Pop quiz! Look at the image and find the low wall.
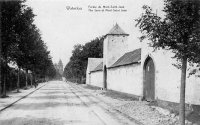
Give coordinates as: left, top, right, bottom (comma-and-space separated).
90, 71, 103, 88
107, 63, 142, 96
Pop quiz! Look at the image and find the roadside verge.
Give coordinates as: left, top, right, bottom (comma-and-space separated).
68, 82, 180, 125
0, 83, 47, 112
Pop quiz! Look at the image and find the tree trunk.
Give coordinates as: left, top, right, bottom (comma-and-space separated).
2, 56, 8, 97
0, 1, 2, 96
25, 69, 28, 89
8, 73, 11, 91
17, 68, 20, 92
0, 63, 1, 96
34, 73, 36, 86
32, 72, 34, 87
2, 68, 6, 97
30, 74, 32, 87
179, 57, 187, 125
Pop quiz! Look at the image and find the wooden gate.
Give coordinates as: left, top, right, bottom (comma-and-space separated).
143, 57, 155, 101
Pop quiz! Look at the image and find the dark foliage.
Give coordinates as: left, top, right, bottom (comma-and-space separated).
0, 0, 57, 96
64, 37, 103, 83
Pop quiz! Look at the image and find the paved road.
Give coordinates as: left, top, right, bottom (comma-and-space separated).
0, 81, 138, 125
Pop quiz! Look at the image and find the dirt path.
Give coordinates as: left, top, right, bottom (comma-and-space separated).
0, 81, 138, 125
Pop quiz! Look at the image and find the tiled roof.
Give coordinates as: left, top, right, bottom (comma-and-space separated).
91, 62, 103, 72
88, 58, 103, 72
109, 48, 141, 68
107, 23, 129, 35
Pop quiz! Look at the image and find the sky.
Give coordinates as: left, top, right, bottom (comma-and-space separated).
25, 0, 163, 66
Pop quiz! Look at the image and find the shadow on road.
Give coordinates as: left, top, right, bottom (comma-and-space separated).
0, 117, 84, 125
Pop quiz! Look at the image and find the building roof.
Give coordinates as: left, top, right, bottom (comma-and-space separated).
91, 62, 103, 72
109, 48, 141, 68
87, 58, 103, 72
90, 48, 141, 72
107, 23, 129, 35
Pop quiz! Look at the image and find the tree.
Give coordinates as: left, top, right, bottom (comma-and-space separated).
18, 8, 36, 89
45, 60, 57, 80
136, 0, 200, 124
1, 0, 24, 96
0, 1, 2, 96
11, 1, 29, 92
64, 37, 103, 83
1, 0, 36, 91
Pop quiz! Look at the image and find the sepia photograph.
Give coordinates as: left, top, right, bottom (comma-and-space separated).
0, 0, 200, 125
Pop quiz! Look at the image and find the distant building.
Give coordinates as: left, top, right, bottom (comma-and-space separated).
54, 59, 63, 76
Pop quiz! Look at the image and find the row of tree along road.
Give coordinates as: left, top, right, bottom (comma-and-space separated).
0, 1, 57, 98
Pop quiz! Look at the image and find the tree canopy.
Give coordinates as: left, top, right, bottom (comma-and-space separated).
136, 0, 200, 63
64, 37, 103, 83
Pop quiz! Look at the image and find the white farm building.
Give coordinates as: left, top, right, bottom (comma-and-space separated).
86, 24, 200, 106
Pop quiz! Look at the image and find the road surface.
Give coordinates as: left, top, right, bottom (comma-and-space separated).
0, 81, 138, 125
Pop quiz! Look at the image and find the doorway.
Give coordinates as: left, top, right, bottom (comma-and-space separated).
143, 56, 155, 101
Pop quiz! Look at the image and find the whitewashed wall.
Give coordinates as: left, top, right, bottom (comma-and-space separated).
142, 40, 200, 105
86, 58, 102, 85
107, 64, 142, 96
90, 71, 103, 88
103, 35, 129, 67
